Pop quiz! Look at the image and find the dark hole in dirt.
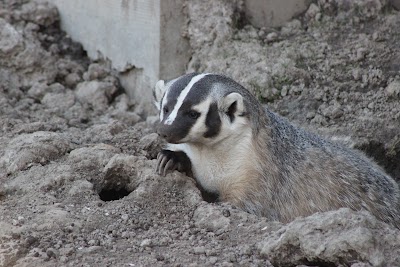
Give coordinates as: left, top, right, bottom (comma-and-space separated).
356, 140, 400, 182
99, 187, 131, 201
200, 189, 219, 203
299, 260, 336, 267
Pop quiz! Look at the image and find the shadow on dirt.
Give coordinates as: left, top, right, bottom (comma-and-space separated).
356, 139, 400, 182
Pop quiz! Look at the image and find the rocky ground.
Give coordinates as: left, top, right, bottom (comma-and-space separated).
0, 0, 399, 266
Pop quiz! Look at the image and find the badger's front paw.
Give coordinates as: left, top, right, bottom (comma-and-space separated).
156, 150, 192, 177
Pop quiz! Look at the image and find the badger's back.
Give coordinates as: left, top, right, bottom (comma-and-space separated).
255, 109, 400, 227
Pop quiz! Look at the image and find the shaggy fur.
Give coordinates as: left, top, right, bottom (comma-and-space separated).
154, 73, 400, 228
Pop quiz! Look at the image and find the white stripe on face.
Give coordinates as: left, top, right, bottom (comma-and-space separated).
164, 73, 209, 125
160, 86, 169, 122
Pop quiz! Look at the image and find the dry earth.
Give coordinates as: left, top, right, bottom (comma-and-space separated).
0, 0, 400, 266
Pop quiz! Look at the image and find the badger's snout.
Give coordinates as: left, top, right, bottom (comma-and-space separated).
156, 123, 185, 144
156, 125, 170, 140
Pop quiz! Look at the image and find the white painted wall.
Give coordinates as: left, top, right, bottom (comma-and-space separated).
48, 0, 160, 74
39, 0, 190, 114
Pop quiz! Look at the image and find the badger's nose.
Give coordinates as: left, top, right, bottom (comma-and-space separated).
156, 124, 170, 139
156, 124, 181, 144
159, 132, 168, 139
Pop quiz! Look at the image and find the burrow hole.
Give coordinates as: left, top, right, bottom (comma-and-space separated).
199, 187, 219, 203
99, 187, 131, 201
356, 140, 400, 181
95, 174, 134, 202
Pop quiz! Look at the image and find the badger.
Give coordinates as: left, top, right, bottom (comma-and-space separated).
153, 73, 400, 227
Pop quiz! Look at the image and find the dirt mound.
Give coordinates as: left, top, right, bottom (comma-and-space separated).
0, 0, 399, 266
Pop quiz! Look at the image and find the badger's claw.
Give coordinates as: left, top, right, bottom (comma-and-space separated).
156, 149, 192, 177
157, 150, 180, 176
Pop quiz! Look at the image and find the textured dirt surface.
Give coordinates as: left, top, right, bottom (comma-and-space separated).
0, 0, 400, 266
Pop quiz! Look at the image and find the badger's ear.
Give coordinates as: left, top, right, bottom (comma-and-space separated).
153, 80, 166, 110
221, 92, 245, 122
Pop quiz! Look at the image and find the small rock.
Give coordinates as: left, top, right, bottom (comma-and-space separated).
27, 82, 50, 100
46, 248, 58, 259
156, 254, 165, 261
64, 72, 81, 88
352, 68, 362, 80
372, 31, 384, 42
75, 81, 118, 111
305, 3, 320, 20
121, 214, 129, 221
385, 80, 400, 98
114, 94, 131, 111
42, 91, 76, 112
306, 111, 316, 120
265, 32, 278, 43
0, 18, 23, 54
102, 154, 139, 192
138, 133, 162, 158
281, 86, 288, 97
222, 209, 231, 217
355, 48, 367, 61
110, 110, 142, 125
140, 239, 152, 248
193, 246, 205, 255
24, 236, 39, 248
209, 257, 218, 264
311, 114, 328, 126
83, 63, 110, 81
321, 103, 343, 119
193, 204, 230, 232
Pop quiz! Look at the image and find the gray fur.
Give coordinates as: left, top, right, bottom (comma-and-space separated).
155, 73, 400, 228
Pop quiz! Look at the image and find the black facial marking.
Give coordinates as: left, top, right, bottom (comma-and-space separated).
227, 101, 237, 123
157, 110, 198, 144
204, 103, 221, 138
163, 106, 169, 114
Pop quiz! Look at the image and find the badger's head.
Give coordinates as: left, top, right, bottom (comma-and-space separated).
153, 73, 261, 145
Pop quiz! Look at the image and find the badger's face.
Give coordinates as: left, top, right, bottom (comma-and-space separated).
153, 73, 248, 145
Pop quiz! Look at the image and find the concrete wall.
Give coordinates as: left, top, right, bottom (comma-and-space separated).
40, 0, 190, 114
39, 0, 310, 114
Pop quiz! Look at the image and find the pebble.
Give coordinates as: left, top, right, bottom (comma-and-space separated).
265, 32, 278, 43
209, 257, 218, 264
140, 239, 152, 248
193, 246, 206, 255
46, 248, 59, 259
385, 80, 400, 98
281, 86, 288, 97
305, 3, 320, 20
64, 72, 81, 88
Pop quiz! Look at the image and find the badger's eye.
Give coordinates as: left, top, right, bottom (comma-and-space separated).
187, 110, 200, 119
163, 106, 169, 114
